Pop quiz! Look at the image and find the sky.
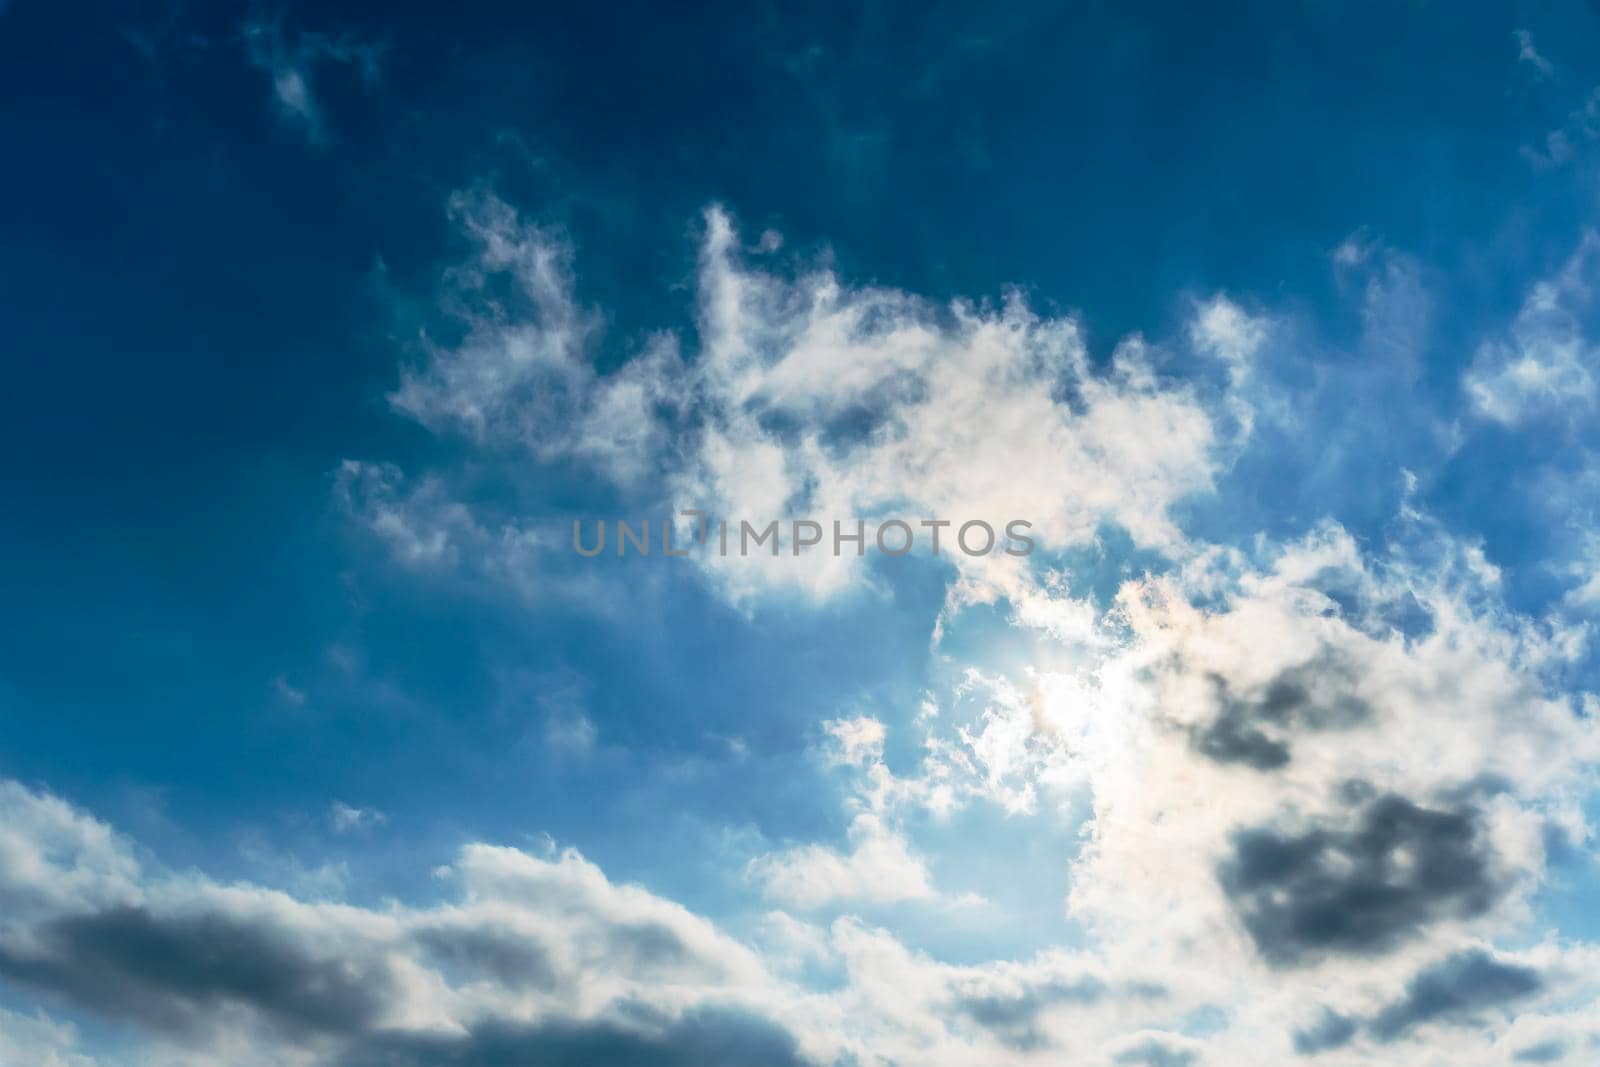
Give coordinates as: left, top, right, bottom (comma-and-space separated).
2, 1, 1600, 1064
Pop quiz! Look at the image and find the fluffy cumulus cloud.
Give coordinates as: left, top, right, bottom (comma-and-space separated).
0, 779, 1231, 1066
0, 780, 823, 1067
6, 696, 1592, 1067
30, 513, 1582, 1065
269, 189, 1600, 1064
0, 1004, 97, 1067
1064, 528, 1599, 1023
728, 517, 1599, 1063
19, 187, 1589, 1064
13, 2, 1600, 1062
375, 191, 1234, 608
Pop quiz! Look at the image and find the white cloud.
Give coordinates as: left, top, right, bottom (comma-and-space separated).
682, 219, 1226, 603
737, 505, 1600, 1059
1465, 233, 1600, 424
0, 1007, 98, 1067
335, 461, 471, 569
1564, 533, 1600, 608
1057, 519, 1597, 966
0, 736, 1597, 1067
0, 780, 815, 1066
748, 812, 936, 909
312, 191, 1600, 1065
380, 196, 1243, 611
389, 190, 679, 487
824, 716, 887, 768
1190, 294, 1266, 380
329, 801, 386, 835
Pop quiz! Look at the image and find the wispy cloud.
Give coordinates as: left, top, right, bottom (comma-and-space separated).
328, 801, 386, 835
240, 16, 382, 143
1464, 231, 1600, 424
1515, 29, 1554, 78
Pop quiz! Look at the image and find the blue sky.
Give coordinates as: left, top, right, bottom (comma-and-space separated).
3, 2, 1600, 1064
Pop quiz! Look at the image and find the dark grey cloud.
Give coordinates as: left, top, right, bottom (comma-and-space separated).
1369, 950, 1542, 1043
950, 975, 1106, 1050
411, 923, 559, 990
1287, 950, 1545, 1053
339, 1005, 814, 1067
0, 905, 391, 1039
0, 902, 815, 1066
408, 915, 699, 989
1193, 651, 1370, 771
1193, 687, 1291, 769
1112, 1037, 1197, 1067
607, 920, 695, 974
1218, 793, 1501, 966
1513, 1039, 1568, 1063
1292, 1008, 1357, 1055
